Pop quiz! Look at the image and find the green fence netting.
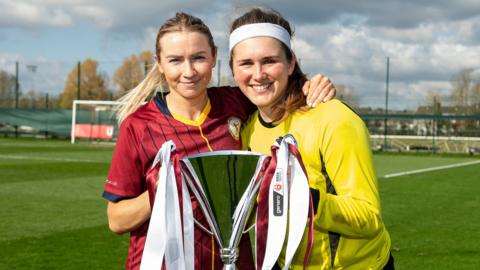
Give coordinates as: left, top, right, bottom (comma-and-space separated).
0, 109, 117, 137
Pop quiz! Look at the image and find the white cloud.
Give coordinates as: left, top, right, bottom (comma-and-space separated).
281, 15, 480, 108
49, 8, 72, 26
1, 0, 480, 109
0, 0, 221, 31
256, 0, 480, 28
0, 1, 72, 27
72, 5, 113, 28
0, 52, 23, 74
140, 27, 157, 53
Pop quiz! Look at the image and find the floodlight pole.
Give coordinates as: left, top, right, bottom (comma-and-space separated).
45, 93, 49, 137
14, 61, 19, 137
77, 61, 81, 100
383, 57, 390, 150
15, 61, 19, 109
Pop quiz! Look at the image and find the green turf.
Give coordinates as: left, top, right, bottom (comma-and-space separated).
373, 153, 478, 177
0, 138, 479, 269
0, 138, 128, 269
378, 162, 480, 269
0, 225, 128, 270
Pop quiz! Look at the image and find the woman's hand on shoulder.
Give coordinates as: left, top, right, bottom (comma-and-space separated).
302, 74, 336, 107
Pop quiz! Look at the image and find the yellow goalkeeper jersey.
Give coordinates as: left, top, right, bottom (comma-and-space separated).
241, 99, 391, 269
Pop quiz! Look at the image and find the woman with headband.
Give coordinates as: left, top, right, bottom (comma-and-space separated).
230, 8, 394, 270
103, 12, 336, 270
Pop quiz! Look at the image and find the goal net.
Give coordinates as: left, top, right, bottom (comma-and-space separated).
71, 100, 121, 144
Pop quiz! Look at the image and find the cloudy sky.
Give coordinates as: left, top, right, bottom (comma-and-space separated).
1, 0, 480, 109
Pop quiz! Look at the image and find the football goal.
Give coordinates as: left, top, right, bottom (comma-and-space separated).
71, 100, 121, 144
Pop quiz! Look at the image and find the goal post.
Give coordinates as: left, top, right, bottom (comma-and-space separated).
71, 100, 122, 144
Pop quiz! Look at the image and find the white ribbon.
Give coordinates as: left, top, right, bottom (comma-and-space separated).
164, 158, 186, 269
261, 140, 289, 270
283, 138, 310, 269
261, 136, 310, 270
140, 141, 194, 270
182, 178, 194, 269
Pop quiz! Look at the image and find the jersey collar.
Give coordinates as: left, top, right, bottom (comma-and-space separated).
153, 92, 211, 127
154, 92, 173, 117
258, 112, 277, 128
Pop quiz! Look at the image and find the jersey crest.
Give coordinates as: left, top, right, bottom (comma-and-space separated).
227, 117, 242, 141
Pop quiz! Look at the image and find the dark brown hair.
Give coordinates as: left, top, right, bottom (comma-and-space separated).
229, 8, 308, 123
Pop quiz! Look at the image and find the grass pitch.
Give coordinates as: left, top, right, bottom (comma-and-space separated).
374, 154, 480, 269
0, 138, 479, 269
0, 138, 127, 269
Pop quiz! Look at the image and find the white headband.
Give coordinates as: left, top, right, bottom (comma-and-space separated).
229, 23, 291, 52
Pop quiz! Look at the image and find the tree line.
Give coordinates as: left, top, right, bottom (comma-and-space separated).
0, 52, 479, 113
0, 51, 154, 109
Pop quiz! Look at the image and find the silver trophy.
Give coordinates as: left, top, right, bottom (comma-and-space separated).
141, 137, 310, 270
181, 151, 267, 269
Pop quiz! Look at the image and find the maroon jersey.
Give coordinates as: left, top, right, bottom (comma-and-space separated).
103, 87, 256, 270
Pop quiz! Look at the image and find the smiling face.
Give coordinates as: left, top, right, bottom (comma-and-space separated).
231, 36, 295, 116
157, 31, 216, 102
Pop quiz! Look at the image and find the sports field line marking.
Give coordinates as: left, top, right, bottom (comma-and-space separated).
383, 159, 480, 178
0, 154, 105, 163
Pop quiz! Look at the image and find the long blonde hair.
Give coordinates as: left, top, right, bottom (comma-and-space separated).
116, 12, 216, 124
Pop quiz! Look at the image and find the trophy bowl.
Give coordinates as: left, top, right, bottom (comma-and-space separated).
182, 151, 265, 269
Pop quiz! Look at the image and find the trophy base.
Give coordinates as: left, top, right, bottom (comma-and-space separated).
222, 264, 237, 270
221, 248, 238, 270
